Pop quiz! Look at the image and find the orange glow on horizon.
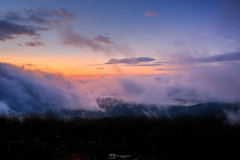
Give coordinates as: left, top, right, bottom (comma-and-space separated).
0, 56, 170, 79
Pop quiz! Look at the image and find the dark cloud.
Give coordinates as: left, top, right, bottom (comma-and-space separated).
22, 7, 75, 26
0, 7, 74, 42
134, 63, 163, 66
0, 20, 39, 41
91, 35, 115, 44
1, 7, 75, 26
105, 57, 155, 64
155, 52, 240, 65
145, 11, 157, 17
194, 52, 240, 63
25, 40, 46, 47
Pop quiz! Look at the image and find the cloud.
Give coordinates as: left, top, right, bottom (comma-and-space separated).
0, 20, 39, 41
60, 28, 132, 55
0, 7, 75, 42
225, 109, 240, 125
105, 57, 155, 64
96, 68, 104, 69
0, 7, 131, 55
91, 35, 115, 44
154, 68, 179, 71
61, 29, 109, 53
25, 40, 46, 47
155, 52, 240, 65
227, 39, 236, 43
0, 62, 100, 113
0, 61, 240, 116
145, 11, 157, 17
154, 66, 201, 71
218, 0, 240, 41
194, 52, 240, 63
134, 63, 163, 66
173, 40, 184, 46
24, 64, 39, 66
1, 7, 75, 26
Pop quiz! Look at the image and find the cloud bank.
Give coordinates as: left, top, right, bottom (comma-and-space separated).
0, 62, 100, 114
0, 59, 240, 117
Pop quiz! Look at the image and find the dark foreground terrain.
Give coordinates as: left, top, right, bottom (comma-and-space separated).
0, 112, 240, 160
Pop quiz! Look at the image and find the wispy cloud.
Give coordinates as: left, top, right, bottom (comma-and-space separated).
25, 40, 46, 47
145, 11, 157, 17
105, 57, 155, 64
193, 52, 240, 63
61, 28, 110, 53
134, 63, 163, 66
60, 28, 132, 55
154, 67, 199, 71
1, 7, 75, 26
155, 52, 240, 65
91, 35, 115, 44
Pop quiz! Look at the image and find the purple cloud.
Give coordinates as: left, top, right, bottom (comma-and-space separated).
91, 35, 115, 44
105, 57, 155, 64
0, 7, 74, 42
135, 63, 163, 66
155, 52, 240, 65
61, 29, 109, 53
60, 28, 132, 55
2, 7, 75, 26
145, 11, 157, 17
25, 41, 46, 47
0, 20, 39, 41
194, 52, 240, 63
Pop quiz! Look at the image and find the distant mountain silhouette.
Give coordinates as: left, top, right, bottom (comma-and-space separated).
60, 98, 240, 118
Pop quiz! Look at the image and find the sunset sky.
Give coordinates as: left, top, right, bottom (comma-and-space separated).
1, 0, 239, 78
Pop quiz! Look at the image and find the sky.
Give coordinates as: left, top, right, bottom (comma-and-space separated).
0, 0, 239, 77
0, 0, 240, 115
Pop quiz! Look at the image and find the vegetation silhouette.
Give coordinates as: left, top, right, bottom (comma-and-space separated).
1, 106, 240, 160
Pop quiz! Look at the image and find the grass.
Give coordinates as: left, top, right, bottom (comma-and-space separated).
0, 112, 240, 160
